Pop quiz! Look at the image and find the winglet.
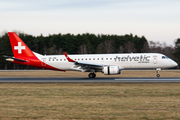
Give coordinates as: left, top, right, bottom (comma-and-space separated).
63, 52, 75, 62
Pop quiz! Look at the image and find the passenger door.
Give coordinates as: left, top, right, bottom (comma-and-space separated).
42, 58, 46, 66
153, 56, 157, 64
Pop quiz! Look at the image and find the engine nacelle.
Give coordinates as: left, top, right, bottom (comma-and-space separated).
103, 66, 121, 75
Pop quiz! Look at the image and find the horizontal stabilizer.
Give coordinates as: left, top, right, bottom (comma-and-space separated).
3, 55, 27, 62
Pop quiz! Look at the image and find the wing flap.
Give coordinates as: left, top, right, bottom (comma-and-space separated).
74, 61, 103, 68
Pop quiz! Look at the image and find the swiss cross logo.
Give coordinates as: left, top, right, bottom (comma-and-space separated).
14, 42, 25, 54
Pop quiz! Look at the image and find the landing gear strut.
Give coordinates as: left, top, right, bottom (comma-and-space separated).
88, 73, 96, 78
156, 68, 161, 78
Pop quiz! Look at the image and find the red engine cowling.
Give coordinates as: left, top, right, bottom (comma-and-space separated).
103, 66, 121, 75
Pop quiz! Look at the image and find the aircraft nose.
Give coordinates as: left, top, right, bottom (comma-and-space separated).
171, 60, 178, 67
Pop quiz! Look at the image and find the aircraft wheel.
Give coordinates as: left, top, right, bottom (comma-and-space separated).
88, 73, 96, 78
157, 74, 160, 78
94, 73, 96, 78
156, 68, 161, 78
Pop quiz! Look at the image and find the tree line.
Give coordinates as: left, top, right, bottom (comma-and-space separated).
0, 32, 179, 69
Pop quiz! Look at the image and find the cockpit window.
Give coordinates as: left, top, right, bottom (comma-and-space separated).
162, 56, 169, 59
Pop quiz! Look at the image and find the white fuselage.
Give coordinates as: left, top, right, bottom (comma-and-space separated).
34, 53, 177, 72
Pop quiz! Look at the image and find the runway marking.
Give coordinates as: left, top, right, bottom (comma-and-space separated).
114, 79, 180, 81
1, 77, 180, 83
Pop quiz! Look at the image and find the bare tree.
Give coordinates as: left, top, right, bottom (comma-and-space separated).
124, 41, 137, 53
96, 40, 114, 54
141, 41, 150, 53
48, 45, 56, 55
117, 46, 124, 53
104, 40, 114, 53
149, 41, 175, 58
162, 46, 175, 59
96, 43, 104, 54
149, 41, 163, 53
43, 45, 47, 55
55, 48, 63, 55
78, 44, 88, 54
149, 41, 156, 48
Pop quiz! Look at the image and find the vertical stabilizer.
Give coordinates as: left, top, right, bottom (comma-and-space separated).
8, 32, 36, 59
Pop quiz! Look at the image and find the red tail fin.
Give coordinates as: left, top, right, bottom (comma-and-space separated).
7, 32, 65, 71
8, 32, 36, 59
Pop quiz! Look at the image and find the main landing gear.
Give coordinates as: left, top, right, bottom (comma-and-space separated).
88, 73, 96, 78
156, 68, 161, 78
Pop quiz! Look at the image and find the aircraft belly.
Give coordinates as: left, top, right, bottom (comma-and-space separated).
45, 62, 73, 70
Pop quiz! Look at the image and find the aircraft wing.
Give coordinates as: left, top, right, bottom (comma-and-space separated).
63, 53, 103, 70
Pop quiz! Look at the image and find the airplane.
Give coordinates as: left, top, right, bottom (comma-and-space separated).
4, 32, 178, 78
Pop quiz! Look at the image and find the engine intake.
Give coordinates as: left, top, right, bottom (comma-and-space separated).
103, 66, 121, 75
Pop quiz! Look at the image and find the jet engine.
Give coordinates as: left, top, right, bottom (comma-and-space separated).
103, 66, 121, 75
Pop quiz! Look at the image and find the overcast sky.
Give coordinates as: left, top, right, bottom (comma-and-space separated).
1, 0, 180, 46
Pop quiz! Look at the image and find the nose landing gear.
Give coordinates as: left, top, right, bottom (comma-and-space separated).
156, 68, 161, 78
88, 73, 96, 78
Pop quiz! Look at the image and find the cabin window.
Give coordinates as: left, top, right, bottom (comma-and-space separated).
82, 59, 83, 60
106, 58, 108, 60
60, 59, 62, 61
110, 58, 112, 60
93, 58, 95, 60
85, 58, 87, 60
89, 58, 91, 60
64, 59, 66, 61
97, 58, 99, 60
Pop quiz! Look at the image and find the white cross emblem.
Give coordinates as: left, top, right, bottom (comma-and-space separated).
14, 42, 25, 54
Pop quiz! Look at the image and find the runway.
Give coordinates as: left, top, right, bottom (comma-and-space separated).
0, 77, 180, 83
